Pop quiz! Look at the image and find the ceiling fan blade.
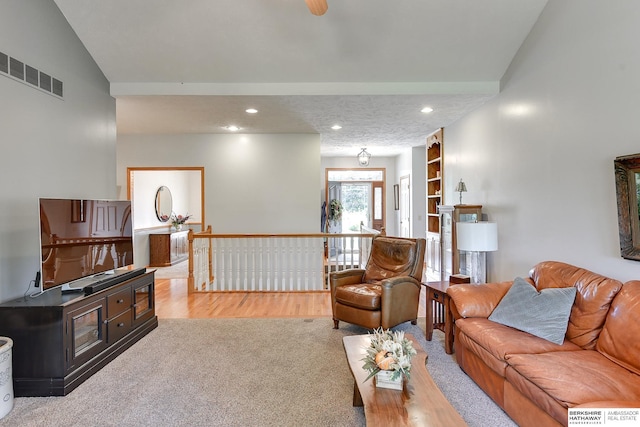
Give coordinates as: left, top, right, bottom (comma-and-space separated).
305, 0, 328, 16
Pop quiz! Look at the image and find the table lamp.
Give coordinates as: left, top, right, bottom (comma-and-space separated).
456, 221, 498, 283
455, 179, 467, 204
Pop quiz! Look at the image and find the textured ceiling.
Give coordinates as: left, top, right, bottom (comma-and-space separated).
53, 0, 548, 156
116, 94, 497, 156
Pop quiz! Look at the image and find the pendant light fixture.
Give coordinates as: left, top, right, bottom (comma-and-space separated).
357, 148, 371, 167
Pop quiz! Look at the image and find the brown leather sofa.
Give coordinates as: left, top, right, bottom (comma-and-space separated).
447, 261, 640, 427
330, 235, 426, 330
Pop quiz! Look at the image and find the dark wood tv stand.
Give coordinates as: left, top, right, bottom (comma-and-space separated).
0, 270, 158, 396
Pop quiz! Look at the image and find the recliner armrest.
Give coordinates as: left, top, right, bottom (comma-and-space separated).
330, 269, 365, 289
447, 281, 514, 319
380, 276, 421, 289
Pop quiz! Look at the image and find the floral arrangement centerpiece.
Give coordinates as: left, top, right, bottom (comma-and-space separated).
170, 212, 192, 230
361, 328, 417, 390
328, 199, 343, 224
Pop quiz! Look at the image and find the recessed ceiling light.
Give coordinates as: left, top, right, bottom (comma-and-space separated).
421, 107, 434, 113
225, 125, 240, 132
245, 108, 258, 114
331, 124, 342, 130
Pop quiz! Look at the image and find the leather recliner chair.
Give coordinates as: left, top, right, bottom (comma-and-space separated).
330, 235, 426, 330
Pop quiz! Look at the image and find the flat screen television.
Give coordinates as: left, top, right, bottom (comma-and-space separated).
38, 198, 134, 292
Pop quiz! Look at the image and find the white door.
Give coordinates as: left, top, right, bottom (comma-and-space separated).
400, 175, 410, 237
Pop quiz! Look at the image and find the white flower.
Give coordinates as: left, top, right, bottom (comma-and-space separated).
361, 327, 417, 382
397, 355, 412, 369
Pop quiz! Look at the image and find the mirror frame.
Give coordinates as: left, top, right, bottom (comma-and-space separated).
155, 186, 173, 222
614, 153, 640, 260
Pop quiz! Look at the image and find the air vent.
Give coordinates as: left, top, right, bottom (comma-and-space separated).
0, 52, 7, 74
25, 65, 38, 86
52, 77, 63, 97
40, 71, 51, 92
9, 57, 24, 80
0, 51, 63, 99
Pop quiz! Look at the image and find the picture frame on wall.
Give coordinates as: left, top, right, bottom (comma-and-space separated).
393, 184, 399, 210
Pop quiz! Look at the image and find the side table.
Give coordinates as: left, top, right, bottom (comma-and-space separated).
422, 281, 456, 354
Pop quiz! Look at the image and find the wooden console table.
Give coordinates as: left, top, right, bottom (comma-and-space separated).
149, 230, 189, 267
342, 334, 466, 427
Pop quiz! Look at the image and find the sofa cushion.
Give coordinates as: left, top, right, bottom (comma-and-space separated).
457, 318, 581, 376
506, 350, 640, 411
596, 281, 640, 375
530, 261, 623, 349
488, 277, 576, 345
334, 283, 381, 310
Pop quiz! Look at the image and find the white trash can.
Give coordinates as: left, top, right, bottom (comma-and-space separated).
0, 337, 13, 419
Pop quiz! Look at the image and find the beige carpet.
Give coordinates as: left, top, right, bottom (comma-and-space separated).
0, 318, 516, 427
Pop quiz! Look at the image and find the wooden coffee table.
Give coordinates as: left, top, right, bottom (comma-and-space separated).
342, 334, 467, 427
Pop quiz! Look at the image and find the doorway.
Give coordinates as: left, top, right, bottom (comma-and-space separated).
127, 167, 205, 230
325, 168, 386, 232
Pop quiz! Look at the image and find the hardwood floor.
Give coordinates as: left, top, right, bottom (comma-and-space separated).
154, 277, 428, 319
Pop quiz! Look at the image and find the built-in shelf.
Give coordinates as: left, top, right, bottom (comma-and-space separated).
426, 128, 444, 281
426, 129, 443, 233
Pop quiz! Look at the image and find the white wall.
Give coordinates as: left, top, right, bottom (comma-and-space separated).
118, 133, 320, 233
443, 0, 640, 283
411, 146, 427, 239
393, 146, 427, 239
0, 1, 115, 303
395, 151, 412, 236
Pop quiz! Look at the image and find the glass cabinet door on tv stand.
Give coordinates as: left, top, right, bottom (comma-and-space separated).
66, 299, 108, 372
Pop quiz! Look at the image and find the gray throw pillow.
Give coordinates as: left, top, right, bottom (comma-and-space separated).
488, 277, 577, 345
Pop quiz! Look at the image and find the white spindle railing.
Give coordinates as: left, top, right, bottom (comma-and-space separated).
187, 231, 381, 292
211, 237, 324, 291
191, 234, 211, 292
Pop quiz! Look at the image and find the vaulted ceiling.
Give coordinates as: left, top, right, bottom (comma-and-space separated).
53, 0, 548, 156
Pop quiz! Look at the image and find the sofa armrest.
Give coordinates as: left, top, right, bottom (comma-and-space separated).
447, 281, 514, 319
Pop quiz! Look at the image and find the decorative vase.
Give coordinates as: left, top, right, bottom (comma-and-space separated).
375, 370, 403, 390
174, 224, 182, 231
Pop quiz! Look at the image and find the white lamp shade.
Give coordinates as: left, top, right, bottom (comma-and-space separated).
456, 222, 498, 252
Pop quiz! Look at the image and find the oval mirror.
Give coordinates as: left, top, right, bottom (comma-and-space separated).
155, 186, 173, 222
